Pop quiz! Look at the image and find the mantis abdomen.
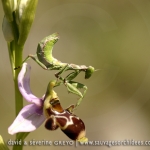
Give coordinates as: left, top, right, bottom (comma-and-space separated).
37, 33, 95, 78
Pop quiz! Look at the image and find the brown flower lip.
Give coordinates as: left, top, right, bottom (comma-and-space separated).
45, 98, 87, 141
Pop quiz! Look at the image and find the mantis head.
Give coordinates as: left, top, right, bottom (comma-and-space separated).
85, 66, 95, 79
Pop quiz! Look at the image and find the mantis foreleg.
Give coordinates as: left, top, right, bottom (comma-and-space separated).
65, 104, 75, 113
55, 65, 81, 84
65, 81, 88, 108
55, 64, 80, 80
24, 55, 48, 69
64, 70, 81, 81
55, 70, 87, 108
55, 64, 69, 78
14, 55, 48, 70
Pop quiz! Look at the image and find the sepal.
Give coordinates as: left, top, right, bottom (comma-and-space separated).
1, 0, 16, 22
2, 16, 14, 42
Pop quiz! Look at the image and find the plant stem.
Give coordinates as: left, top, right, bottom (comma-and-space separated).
9, 13, 24, 150
10, 12, 23, 117
14, 45, 23, 116
12, 144, 23, 150
9, 41, 24, 150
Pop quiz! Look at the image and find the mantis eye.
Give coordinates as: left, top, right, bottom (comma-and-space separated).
85, 66, 95, 79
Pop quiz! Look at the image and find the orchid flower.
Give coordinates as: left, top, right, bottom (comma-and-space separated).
8, 63, 88, 142
8, 63, 46, 134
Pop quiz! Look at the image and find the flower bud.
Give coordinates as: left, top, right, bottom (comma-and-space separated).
16, 0, 38, 46
1, 0, 17, 22
2, 16, 14, 42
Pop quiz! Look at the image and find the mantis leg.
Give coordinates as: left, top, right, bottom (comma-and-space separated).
55, 64, 69, 78
64, 70, 81, 81
24, 54, 48, 69
14, 54, 48, 70
65, 81, 88, 108
70, 81, 87, 108
65, 105, 75, 113
55, 68, 81, 88
55, 64, 81, 80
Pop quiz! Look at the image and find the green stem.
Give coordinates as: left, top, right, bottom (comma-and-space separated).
14, 45, 23, 116
10, 41, 24, 150
12, 143, 23, 150
9, 12, 26, 150
17, 132, 30, 140
12, 133, 30, 150
12, 42, 24, 150
10, 12, 23, 117
7, 43, 15, 79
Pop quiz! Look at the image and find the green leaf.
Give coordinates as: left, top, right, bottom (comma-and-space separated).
0, 135, 9, 150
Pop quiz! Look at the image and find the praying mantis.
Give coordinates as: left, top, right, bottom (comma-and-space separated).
15, 33, 95, 108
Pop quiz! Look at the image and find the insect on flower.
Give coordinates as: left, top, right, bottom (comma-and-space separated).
9, 63, 88, 142
14, 33, 96, 108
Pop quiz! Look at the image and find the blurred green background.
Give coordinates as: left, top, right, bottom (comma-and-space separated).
1, 0, 150, 150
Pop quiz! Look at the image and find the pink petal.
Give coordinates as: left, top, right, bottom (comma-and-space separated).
18, 63, 43, 106
8, 104, 45, 135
